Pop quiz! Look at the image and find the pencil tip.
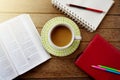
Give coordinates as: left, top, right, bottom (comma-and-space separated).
101, 11, 105, 13
91, 65, 95, 67
66, 4, 70, 6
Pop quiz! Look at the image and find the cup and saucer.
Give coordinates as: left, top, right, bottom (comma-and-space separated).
41, 17, 82, 57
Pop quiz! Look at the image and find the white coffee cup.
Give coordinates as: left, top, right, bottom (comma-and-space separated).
48, 24, 81, 50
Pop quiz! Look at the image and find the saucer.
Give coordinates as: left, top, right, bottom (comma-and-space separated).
41, 17, 81, 57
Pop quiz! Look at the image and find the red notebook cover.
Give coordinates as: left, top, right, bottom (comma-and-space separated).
75, 34, 120, 80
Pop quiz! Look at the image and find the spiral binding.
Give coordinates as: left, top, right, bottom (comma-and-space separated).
52, 0, 94, 32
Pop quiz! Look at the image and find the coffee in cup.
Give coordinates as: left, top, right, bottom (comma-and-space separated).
48, 24, 81, 50
51, 24, 72, 47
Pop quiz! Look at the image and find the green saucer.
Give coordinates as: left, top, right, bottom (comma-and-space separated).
41, 17, 81, 57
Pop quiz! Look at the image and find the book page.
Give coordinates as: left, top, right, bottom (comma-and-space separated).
0, 14, 51, 75
0, 41, 18, 80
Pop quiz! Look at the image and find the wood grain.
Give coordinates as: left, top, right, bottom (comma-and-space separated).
0, 0, 119, 14
0, 0, 119, 80
0, 14, 119, 29
15, 77, 93, 80
0, 0, 58, 13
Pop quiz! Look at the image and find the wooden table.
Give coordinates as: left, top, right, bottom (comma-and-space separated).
0, 0, 119, 80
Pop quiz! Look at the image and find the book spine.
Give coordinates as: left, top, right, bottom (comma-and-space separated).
51, 0, 94, 32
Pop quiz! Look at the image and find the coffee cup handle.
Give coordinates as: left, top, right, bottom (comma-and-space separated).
74, 36, 82, 40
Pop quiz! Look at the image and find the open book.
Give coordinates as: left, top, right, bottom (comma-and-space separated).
0, 14, 51, 80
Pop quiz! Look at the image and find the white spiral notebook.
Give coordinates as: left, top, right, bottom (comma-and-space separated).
51, 0, 114, 32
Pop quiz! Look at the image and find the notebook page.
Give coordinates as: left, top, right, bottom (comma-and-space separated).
56, 0, 114, 30
73, 0, 114, 30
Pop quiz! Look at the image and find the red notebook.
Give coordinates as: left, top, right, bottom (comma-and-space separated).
75, 34, 120, 80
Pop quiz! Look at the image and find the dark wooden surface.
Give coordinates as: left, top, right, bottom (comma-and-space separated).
0, 0, 119, 80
